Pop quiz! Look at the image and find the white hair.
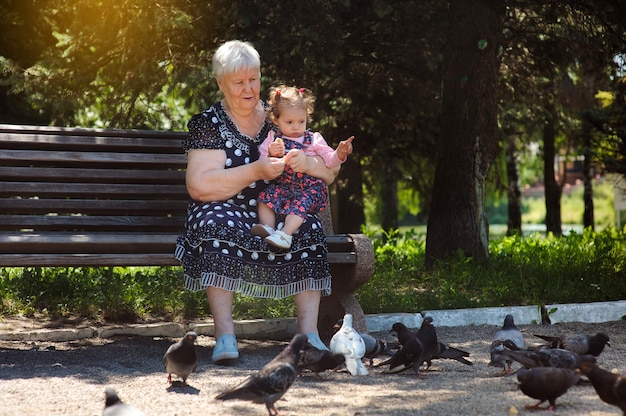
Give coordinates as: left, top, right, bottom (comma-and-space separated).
212, 40, 260, 79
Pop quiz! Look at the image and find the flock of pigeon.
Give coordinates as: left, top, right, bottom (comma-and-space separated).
487, 313, 618, 413
101, 313, 625, 415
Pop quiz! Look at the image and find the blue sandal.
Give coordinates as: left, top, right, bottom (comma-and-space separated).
212, 334, 239, 362
306, 332, 330, 351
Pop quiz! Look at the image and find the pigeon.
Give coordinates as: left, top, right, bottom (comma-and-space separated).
533, 332, 610, 356
390, 322, 417, 346
579, 362, 626, 414
489, 314, 525, 374
103, 388, 146, 416
163, 331, 198, 386
415, 317, 439, 367
297, 344, 345, 378
516, 367, 580, 411
390, 320, 472, 368
334, 318, 393, 367
384, 332, 426, 376
499, 347, 596, 370
384, 317, 438, 377
329, 314, 369, 376
360, 332, 394, 367
215, 333, 307, 416
428, 341, 473, 368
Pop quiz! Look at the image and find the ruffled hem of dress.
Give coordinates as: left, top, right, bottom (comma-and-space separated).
182, 272, 332, 298
175, 243, 332, 298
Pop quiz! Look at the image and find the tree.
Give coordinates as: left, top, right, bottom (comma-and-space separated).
425, 0, 505, 265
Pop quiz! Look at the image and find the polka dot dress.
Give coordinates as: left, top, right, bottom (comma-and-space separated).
175, 102, 332, 298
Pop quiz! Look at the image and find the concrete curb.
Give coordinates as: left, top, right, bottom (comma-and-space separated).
0, 301, 624, 342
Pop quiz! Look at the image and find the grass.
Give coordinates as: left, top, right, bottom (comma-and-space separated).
0, 179, 623, 322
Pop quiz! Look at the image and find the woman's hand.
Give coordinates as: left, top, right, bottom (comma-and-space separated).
284, 149, 339, 185
255, 156, 286, 180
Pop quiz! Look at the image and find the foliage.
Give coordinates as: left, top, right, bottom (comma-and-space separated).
3, 228, 626, 321
355, 227, 626, 314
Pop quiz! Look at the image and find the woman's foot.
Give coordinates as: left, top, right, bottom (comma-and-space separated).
212, 334, 239, 362
265, 230, 292, 249
306, 332, 330, 351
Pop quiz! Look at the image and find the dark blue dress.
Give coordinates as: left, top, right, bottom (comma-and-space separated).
174, 102, 332, 298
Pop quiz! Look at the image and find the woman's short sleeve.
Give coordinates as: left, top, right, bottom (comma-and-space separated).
183, 107, 226, 151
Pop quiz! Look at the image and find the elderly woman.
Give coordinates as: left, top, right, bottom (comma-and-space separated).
175, 40, 341, 362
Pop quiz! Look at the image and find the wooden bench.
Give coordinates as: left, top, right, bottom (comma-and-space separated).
0, 124, 374, 337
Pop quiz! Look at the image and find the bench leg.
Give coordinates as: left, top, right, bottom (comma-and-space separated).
318, 293, 368, 340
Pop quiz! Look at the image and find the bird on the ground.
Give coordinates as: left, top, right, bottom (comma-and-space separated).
163, 331, 198, 386
390, 322, 417, 346
297, 344, 345, 378
103, 388, 146, 416
579, 362, 626, 415
416, 316, 438, 368
330, 314, 368, 376
361, 333, 396, 367
489, 314, 525, 374
516, 367, 580, 411
334, 318, 394, 367
533, 332, 610, 356
390, 320, 472, 368
499, 347, 596, 370
215, 333, 307, 416
384, 317, 438, 377
428, 341, 473, 368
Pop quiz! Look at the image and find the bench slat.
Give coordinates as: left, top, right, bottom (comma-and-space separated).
0, 199, 188, 215
0, 215, 185, 231
0, 252, 355, 267
0, 149, 186, 168
0, 182, 188, 199
0, 166, 185, 184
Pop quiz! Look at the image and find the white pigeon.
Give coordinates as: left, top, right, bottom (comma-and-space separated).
330, 313, 369, 376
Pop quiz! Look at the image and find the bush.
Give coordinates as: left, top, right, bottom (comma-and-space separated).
2, 227, 626, 321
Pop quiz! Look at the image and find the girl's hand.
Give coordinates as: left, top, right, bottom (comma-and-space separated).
268, 138, 285, 157
337, 136, 355, 160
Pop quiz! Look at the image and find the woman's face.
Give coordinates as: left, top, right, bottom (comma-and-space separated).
217, 68, 261, 112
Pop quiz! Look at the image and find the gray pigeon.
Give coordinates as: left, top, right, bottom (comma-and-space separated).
428, 341, 473, 368
384, 317, 438, 377
516, 367, 580, 411
360, 333, 394, 367
383, 332, 426, 376
103, 388, 146, 416
297, 344, 345, 378
533, 332, 610, 356
499, 347, 596, 370
390, 320, 471, 368
163, 331, 198, 386
215, 333, 307, 416
579, 362, 626, 414
416, 317, 439, 368
390, 322, 417, 345
489, 314, 525, 374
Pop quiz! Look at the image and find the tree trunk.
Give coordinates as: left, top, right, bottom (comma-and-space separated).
543, 102, 562, 236
333, 156, 366, 234
582, 119, 595, 230
381, 158, 399, 235
506, 135, 522, 235
425, 0, 504, 266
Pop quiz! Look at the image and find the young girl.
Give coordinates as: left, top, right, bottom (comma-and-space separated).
252, 85, 354, 249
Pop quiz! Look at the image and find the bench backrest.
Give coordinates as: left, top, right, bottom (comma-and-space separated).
0, 124, 354, 267
0, 124, 188, 266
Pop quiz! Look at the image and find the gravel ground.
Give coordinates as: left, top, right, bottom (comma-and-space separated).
1, 318, 625, 415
